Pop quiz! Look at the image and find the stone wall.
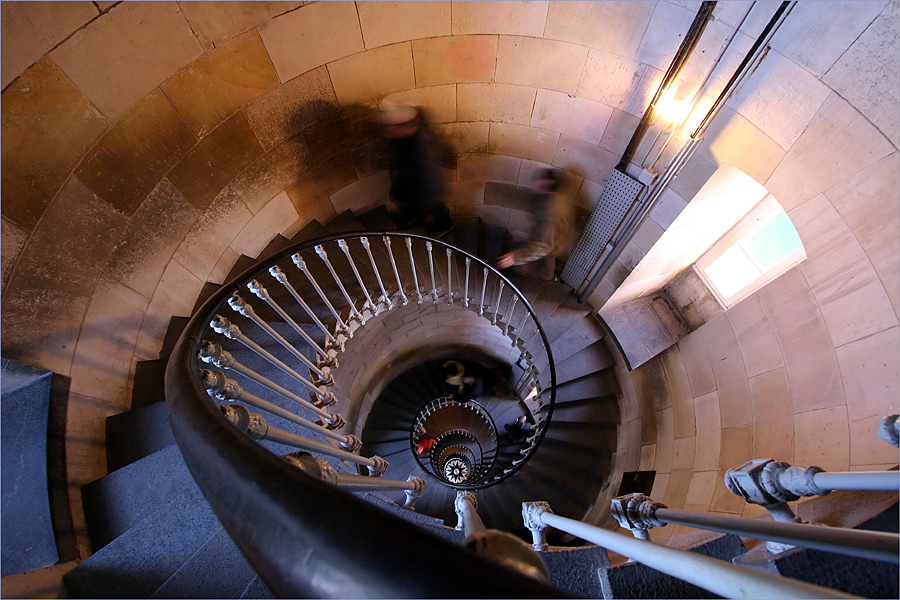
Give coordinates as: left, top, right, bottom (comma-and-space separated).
1, 1, 897, 552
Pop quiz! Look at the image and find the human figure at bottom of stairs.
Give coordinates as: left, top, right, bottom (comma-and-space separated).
504, 414, 532, 444
442, 360, 477, 402
416, 437, 436, 455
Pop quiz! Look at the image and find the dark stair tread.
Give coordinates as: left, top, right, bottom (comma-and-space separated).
449, 216, 480, 256
546, 314, 606, 365
240, 575, 276, 599
544, 545, 609, 600
151, 527, 257, 599
554, 371, 620, 404
191, 280, 223, 315
357, 204, 398, 232
226, 254, 258, 285
106, 400, 175, 472
289, 219, 329, 245
549, 342, 616, 387
130, 359, 167, 409
82, 445, 196, 550
257, 233, 293, 263
159, 316, 190, 361
325, 210, 366, 235
65, 483, 221, 599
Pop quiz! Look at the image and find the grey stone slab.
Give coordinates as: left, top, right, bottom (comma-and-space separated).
240, 574, 275, 599
105, 179, 200, 299
106, 400, 175, 472
1, 177, 128, 374
543, 545, 609, 599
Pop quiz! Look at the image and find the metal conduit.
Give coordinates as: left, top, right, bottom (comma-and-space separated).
578, 1, 797, 302
814, 470, 900, 492
535, 511, 858, 599
655, 507, 899, 564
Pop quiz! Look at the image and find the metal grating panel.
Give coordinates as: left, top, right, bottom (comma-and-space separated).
561, 169, 644, 287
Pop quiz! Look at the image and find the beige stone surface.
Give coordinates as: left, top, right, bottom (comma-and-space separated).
727, 50, 831, 151
330, 171, 392, 214
69, 277, 149, 406
578, 49, 651, 117
229, 192, 299, 259
663, 467, 693, 509
793, 405, 850, 472
328, 43, 415, 106
771, 0, 887, 78
699, 108, 785, 185
648, 189, 687, 232
792, 195, 897, 347
230, 135, 314, 215
661, 348, 695, 439
435, 122, 490, 154
655, 406, 675, 474
243, 66, 339, 151
545, 1, 653, 57
825, 152, 900, 317
452, 1, 548, 36
178, 1, 302, 50
258, 1, 364, 83
552, 135, 618, 184
383, 85, 458, 123
727, 295, 783, 378
649, 472, 670, 504
487, 122, 558, 164
719, 424, 754, 473
710, 467, 746, 514
412, 35, 498, 86
684, 470, 718, 507
1, 57, 109, 231
209, 247, 240, 285
574, 177, 604, 211
457, 154, 522, 184
693, 391, 721, 472
823, 1, 899, 146
458, 83, 536, 125
161, 30, 280, 137
848, 412, 900, 468
639, 443, 657, 471
1, 1, 98, 89
766, 93, 896, 211
749, 367, 795, 461
134, 258, 204, 360
357, 1, 450, 48
531, 89, 613, 145
672, 436, 696, 470
676, 329, 716, 397
700, 314, 752, 429
759, 268, 846, 414
446, 182, 486, 206
840, 323, 900, 415
1, 218, 28, 290
172, 188, 253, 284
49, 2, 202, 121
496, 36, 587, 95
599, 109, 641, 159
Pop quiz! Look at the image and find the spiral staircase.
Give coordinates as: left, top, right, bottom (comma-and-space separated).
59, 203, 624, 598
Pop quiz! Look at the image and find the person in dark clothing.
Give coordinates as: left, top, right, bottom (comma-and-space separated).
379, 101, 454, 237
495, 169, 569, 281
442, 360, 476, 402
504, 414, 532, 444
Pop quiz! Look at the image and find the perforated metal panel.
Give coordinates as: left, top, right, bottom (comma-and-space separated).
561, 170, 644, 287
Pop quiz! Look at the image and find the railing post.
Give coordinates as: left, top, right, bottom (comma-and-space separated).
610, 493, 667, 540
503, 295, 518, 336
445, 247, 454, 304
462, 257, 471, 308
292, 253, 351, 336
338, 239, 377, 313
878, 414, 899, 447
404, 476, 426, 509
316, 244, 365, 324
382, 236, 409, 306
523, 501, 552, 551
360, 237, 391, 309
478, 267, 488, 316
425, 241, 439, 303
269, 265, 342, 356
492, 281, 505, 326
405, 237, 423, 304
455, 491, 484, 535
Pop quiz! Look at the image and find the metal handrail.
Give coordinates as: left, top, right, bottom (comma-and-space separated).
164, 231, 561, 596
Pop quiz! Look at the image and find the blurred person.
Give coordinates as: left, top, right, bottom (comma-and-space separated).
378, 101, 454, 237
442, 359, 476, 402
495, 169, 569, 282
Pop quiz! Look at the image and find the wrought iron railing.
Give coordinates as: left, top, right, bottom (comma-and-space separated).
165, 231, 560, 596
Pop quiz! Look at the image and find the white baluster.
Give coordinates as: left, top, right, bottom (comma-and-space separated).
269, 265, 341, 356
316, 244, 365, 324
463, 257, 471, 308
292, 253, 350, 336
383, 236, 408, 306
425, 241, 439, 303
360, 237, 390, 309
338, 239, 376, 313
492, 281, 505, 326
445, 247, 454, 304
405, 237, 423, 304
479, 268, 488, 316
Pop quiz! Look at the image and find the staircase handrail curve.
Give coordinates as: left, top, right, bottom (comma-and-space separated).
430, 429, 487, 483
411, 398, 500, 487
165, 232, 567, 598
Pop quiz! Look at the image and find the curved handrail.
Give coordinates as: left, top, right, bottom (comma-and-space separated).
165, 231, 562, 596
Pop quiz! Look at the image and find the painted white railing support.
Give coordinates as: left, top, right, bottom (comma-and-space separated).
292, 253, 350, 335
382, 236, 409, 306
521, 502, 858, 599
877, 414, 899, 447
201, 370, 350, 445
405, 237, 423, 304
269, 265, 341, 355
209, 315, 336, 407
359, 237, 391, 309
479, 267, 488, 316
316, 245, 365, 324
198, 341, 343, 429
282, 453, 404, 489
425, 241, 439, 303
445, 247, 454, 304
403, 476, 426, 509
522, 501, 551, 551
220, 405, 387, 476
454, 491, 484, 536
611, 493, 899, 564
462, 257, 471, 308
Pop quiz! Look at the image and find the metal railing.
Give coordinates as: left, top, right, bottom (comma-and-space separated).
165, 231, 561, 596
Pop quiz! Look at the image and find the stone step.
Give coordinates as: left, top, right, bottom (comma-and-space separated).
106, 400, 174, 472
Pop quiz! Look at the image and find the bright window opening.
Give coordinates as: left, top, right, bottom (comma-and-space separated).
695, 196, 805, 307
